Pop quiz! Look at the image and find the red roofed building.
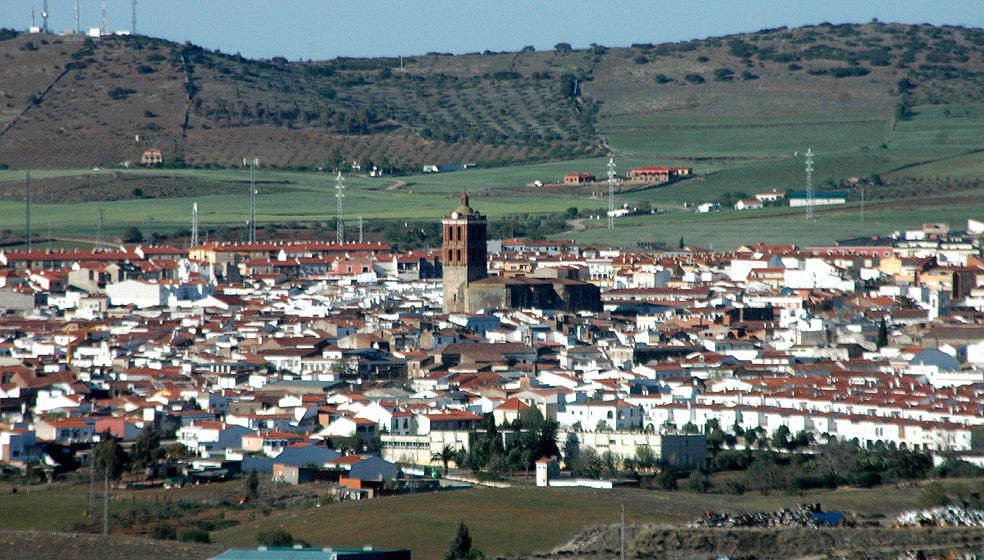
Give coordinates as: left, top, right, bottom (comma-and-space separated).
563, 173, 595, 185
628, 166, 692, 183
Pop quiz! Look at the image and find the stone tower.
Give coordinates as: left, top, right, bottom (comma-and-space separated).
442, 192, 487, 313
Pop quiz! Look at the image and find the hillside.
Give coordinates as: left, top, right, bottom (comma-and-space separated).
3, 22, 984, 173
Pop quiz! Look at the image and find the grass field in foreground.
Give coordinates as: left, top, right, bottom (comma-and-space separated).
210, 481, 965, 560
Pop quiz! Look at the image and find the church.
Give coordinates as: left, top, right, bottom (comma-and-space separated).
441, 194, 601, 314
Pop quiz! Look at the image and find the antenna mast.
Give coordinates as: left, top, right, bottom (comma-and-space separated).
41, 0, 49, 33
191, 203, 199, 247
25, 171, 32, 252
75, 0, 80, 34
335, 172, 345, 244
101, 0, 107, 35
607, 157, 617, 229
131, 0, 137, 35
804, 148, 815, 222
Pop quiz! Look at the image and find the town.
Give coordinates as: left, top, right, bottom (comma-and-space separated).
1, 193, 983, 515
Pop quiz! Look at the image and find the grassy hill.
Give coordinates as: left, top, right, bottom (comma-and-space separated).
3, 22, 984, 247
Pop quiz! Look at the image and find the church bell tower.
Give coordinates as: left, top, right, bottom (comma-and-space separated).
442, 192, 487, 313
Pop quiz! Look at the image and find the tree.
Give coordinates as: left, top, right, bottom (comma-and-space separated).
245, 467, 259, 500
553, 42, 573, 53
131, 425, 164, 473
681, 422, 699, 434
678, 236, 685, 249
877, 318, 888, 348
433, 445, 457, 475
563, 432, 580, 467
771, 425, 791, 450
446, 522, 481, 560
122, 226, 144, 243
706, 428, 726, 456
94, 433, 129, 480
634, 445, 656, 471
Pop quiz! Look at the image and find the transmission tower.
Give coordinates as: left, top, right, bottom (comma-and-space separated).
804, 148, 815, 222
41, 0, 49, 33
245, 158, 258, 243
25, 171, 31, 251
335, 172, 345, 244
97, 208, 103, 248
358, 216, 364, 243
607, 157, 617, 229
191, 202, 199, 247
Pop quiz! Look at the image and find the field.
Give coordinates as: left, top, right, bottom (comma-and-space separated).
209, 481, 969, 559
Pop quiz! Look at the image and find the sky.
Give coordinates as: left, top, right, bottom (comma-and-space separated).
1, 1, 983, 60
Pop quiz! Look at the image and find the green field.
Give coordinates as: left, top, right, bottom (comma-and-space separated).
2, 102, 984, 248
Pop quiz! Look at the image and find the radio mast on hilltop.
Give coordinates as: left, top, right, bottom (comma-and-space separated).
101, 0, 107, 35
131, 0, 137, 35
804, 148, 815, 222
335, 172, 345, 244
41, 0, 49, 33
607, 157, 617, 229
75, 0, 80, 34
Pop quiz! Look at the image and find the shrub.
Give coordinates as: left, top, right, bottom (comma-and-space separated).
150, 523, 177, 540
688, 471, 712, 493
684, 73, 705, 84
180, 529, 210, 543
656, 470, 677, 490
257, 528, 294, 547
654, 74, 670, 84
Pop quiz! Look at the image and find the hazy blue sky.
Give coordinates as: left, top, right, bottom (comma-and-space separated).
1, 1, 982, 60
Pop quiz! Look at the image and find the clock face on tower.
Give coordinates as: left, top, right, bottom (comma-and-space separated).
451, 212, 459, 219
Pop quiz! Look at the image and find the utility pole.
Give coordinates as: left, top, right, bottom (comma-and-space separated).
335, 172, 345, 244
89, 454, 95, 516
620, 502, 625, 560
804, 148, 815, 223
244, 158, 258, 243
25, 171, 31, 251
103, 464, 109, 535
191, 202, 199, 247
97, 208, 104, 248
358, 216, 364, 243
860, 183, 865, 225
607, 158, 616, 230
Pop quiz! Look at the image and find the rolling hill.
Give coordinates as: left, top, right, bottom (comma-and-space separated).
3, 21, 984, 248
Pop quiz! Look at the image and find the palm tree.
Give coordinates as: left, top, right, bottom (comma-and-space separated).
433, 445, 457, 476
